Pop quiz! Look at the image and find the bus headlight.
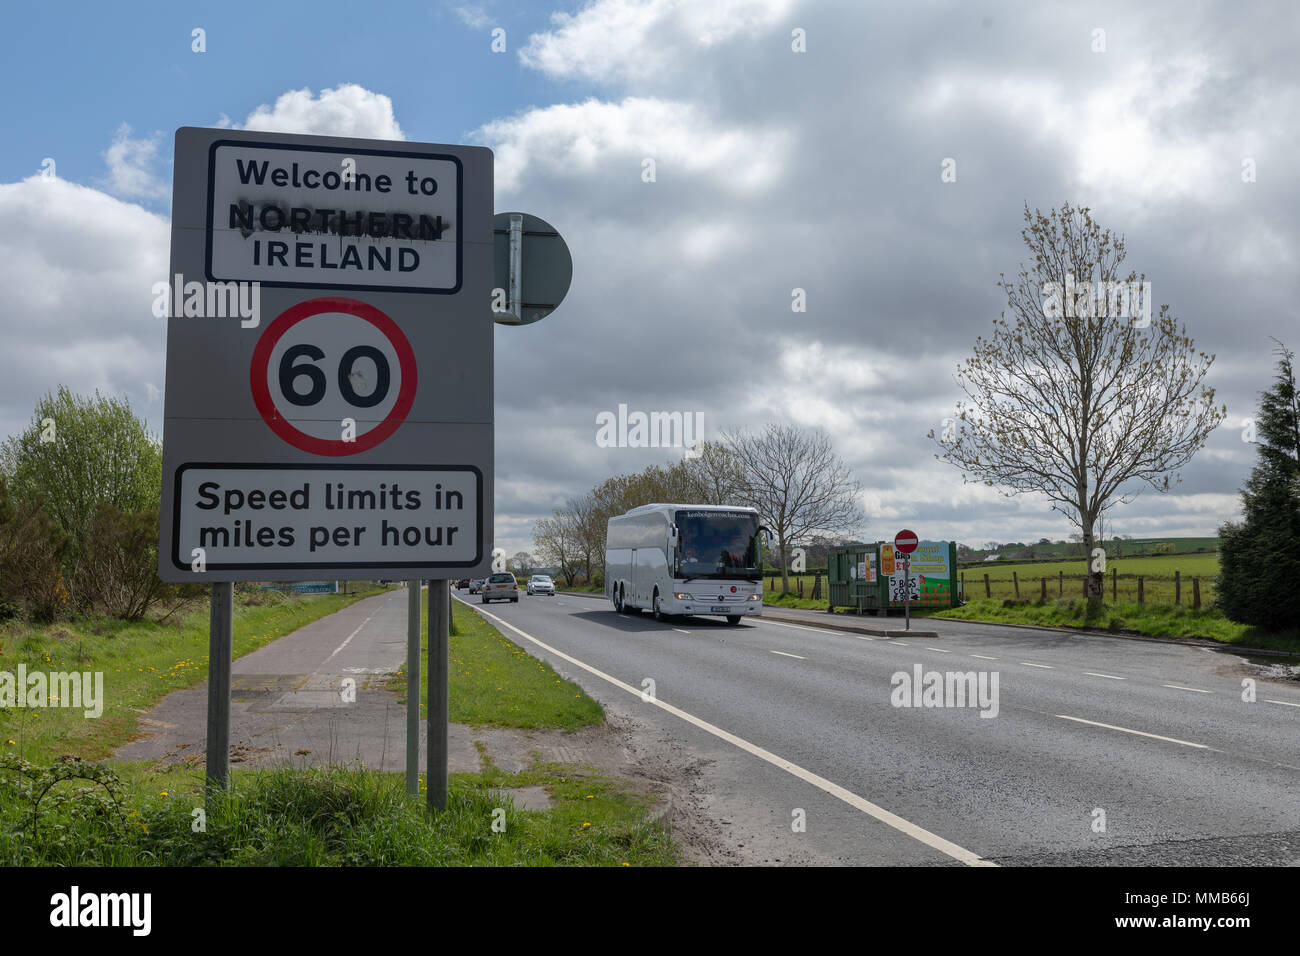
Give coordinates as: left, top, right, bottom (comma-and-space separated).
674, 593, 693, 600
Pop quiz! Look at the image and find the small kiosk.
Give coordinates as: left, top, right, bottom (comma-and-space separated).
827, 541, 962, 614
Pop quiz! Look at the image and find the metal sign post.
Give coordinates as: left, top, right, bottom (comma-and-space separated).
405, 580, 421, 795
205, 582, 233, 800
427, 579, 450, 810
904, 555, 911, 631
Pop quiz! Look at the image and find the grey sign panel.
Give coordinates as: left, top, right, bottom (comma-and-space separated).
159, 127, 494, 582
491, 212, 572, 325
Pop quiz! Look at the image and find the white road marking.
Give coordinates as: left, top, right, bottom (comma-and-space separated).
1265, 698, 1300, 708
888, 641, 910, 646
1021, 662, 1054, 669
321, 606, 383, 666
471, 602, 994, 867
763, 620, 848, 637
1056, 714, 1208, 749
673, 628, 691, 634
770, 650, 805, 659
1084, 672, 1126, 680
1162, 684, 1211, 694
970, 654, 998, 660
926, 648, 950, 653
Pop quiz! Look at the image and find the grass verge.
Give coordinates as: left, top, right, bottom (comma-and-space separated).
0, 584, 390, 764
0, 758, 674, 866
390, 598, 604, 730
934, 598, 1300, 653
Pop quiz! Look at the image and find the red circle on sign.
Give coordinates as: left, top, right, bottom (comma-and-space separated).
895, 530, 919, 554
250, 297, 417, 456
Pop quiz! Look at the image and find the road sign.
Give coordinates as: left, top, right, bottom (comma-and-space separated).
159, 127, 494, 582
895, 530, 919, 554
491, 211, 572, 325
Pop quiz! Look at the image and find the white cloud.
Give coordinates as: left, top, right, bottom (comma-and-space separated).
101, 123, 168, 200
0, 176, 168, 437
452, 4, 492, 29
237, 85, 407, 140
519, 0, 793, 86
476, 96, 789, 195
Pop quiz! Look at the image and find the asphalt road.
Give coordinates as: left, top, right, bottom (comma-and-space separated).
457, 589, 1300, 866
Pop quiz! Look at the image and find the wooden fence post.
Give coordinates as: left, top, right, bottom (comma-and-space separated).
984, 574, 991, 599
812, 573, 822, 601
1193, 577, 1201, 610
798, 578, 804, 598
1175, 570, 1181, 605
1041, 577, 1047, 601
1013, 571, 1020, 599
1058, 570, 1063, 596
1138, 577, 1144, 604
1112, 566, 1117, 602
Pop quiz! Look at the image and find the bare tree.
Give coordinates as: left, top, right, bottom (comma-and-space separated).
931, 203, 1225, 607
723, 424, 863, 593
510, 550, 533, 575
682, 440, 748, 504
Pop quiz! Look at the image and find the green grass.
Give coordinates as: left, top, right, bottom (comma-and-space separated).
0, 758, 675, 866
934, 598, 1300, 653
390, 599, 604, 731
0, 584, 390, 765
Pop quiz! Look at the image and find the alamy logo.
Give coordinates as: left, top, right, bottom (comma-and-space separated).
595, 404, 702, 457
890, 664, 999, 718
49, 886, 151, 936
151, 273, 261, 327
0, 666, 104, 718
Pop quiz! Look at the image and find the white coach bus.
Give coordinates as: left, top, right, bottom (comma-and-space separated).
606, 503, 765, 624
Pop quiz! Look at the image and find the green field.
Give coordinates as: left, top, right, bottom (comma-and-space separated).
957, 553, 1220, 605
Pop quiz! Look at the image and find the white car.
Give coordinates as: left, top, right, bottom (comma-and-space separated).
527, 574, 555, 596
481, 572, 519, 603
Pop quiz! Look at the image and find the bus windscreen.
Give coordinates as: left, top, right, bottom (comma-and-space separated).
675, 511, 760, 579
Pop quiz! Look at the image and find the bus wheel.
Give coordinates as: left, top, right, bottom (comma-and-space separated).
726, 615, 741, 625
613, 589, 623, 613
653, 591, 668, 623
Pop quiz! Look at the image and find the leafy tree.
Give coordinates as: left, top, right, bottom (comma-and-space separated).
0, 479, 70, 622
0, 386, 161, 556
1217, 341, 1300, 631
931, 204, 1225, 608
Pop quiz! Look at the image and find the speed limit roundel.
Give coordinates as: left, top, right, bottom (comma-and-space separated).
250, 297, 418, 456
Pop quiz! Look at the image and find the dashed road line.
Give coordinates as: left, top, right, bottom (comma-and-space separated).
1056, 714, 1208, 749
1162, 684, 1211, 694
770, 650, 805, 660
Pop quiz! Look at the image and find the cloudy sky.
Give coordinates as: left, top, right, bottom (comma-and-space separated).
1, 0, 1295, 556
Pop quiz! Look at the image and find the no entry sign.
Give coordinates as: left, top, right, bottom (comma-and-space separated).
158, 127, 494, 582
894, 530, 919, 554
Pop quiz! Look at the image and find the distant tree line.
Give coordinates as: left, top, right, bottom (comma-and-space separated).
532, 424, 863, 591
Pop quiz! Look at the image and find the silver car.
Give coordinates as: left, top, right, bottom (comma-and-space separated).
527, 574, 555, 596
481, 572, 519, 603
